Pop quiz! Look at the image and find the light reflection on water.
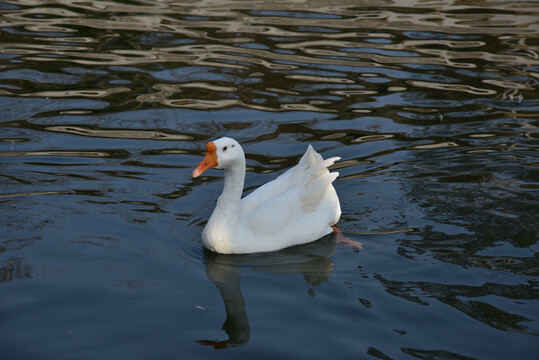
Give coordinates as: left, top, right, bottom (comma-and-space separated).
0, 0, 538, 359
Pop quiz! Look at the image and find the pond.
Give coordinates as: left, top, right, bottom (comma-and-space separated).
1, 1, 538, 359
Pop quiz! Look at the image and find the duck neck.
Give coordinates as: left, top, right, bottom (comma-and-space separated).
209, 158, 245, 238
221, 160, 245, 206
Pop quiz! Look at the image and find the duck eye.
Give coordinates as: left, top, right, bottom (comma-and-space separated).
223, 146, 227, 151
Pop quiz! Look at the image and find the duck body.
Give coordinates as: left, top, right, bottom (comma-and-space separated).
193, 137, 341, 254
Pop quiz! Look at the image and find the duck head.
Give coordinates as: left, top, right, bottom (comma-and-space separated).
193, 137, 243, 177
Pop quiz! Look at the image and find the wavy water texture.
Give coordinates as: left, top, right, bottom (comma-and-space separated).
0, 0, 538, 113
0, 1, 538, 359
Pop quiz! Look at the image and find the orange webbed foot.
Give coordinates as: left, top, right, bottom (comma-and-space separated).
332, 226, 363, 250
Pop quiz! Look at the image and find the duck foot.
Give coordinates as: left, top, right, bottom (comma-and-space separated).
332, 226, 363, 250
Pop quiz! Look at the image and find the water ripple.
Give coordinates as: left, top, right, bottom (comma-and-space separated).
46, 126, 194, 140
1, 2, 538, 358
1, 0, 537, 112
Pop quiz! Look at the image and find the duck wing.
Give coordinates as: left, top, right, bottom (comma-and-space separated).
237, 146, 341, 252
240, 145, 339, 217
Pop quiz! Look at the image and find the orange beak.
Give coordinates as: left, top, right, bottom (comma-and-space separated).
193, 141, 218, 177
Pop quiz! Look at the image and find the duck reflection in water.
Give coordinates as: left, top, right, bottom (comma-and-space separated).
196, 233, 361, 349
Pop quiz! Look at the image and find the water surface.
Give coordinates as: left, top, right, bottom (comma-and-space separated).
1, 1, 538, 359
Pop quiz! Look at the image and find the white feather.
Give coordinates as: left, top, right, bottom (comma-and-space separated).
198, 138, 341, 254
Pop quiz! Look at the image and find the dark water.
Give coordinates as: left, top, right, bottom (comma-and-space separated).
1, 1, 538, 359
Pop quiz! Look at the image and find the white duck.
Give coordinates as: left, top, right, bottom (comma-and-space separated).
193, 137, 341, 254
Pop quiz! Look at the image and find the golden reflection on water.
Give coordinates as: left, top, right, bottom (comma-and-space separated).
408, 81, 498, 95
0, 150, 112, 157
46, 126, 194, 140
1, 0, 537, 112
1, 87, 131, 98
409, 141, 459, 150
